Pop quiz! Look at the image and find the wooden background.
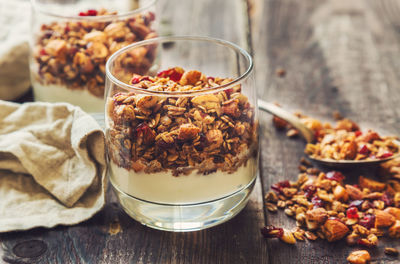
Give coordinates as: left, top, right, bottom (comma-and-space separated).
3, 0, 400, 263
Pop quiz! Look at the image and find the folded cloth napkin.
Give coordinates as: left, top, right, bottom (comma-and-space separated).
0, 100, 107, 232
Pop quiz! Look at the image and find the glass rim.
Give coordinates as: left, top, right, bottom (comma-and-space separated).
31, 0, 157, 21
105, 35, 254, 96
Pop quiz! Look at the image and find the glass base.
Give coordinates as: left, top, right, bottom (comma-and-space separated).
111, 177, 256, 232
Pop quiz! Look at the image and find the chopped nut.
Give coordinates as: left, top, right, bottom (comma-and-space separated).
384, 207, 400, 220
384, 247, 399, 256
286, 129, 299, 138
347, 250, 371, 264
272, 116, 288, 129
345, 185, 364, 200
359, 176, 386, 192
333, 185, 349, 202
322, 219, 349, 242
280, 229, 296, 244
305, 231, 318, 241
178, 123, 201, 141
179, 70, 202, 86
266, 202, 278, 213
277, 200, 286, 209
306, 208, 328, 230
389, 220, 400, 238
265, 191, 278, 203
284, 208, 294, 217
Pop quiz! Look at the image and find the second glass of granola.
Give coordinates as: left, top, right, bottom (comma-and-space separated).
30, 0, 157, 112
105, 36, 259, 231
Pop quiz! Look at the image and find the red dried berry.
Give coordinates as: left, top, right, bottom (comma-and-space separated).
225, 88, 234, 98
303, 185, 317, 200
271, 180, 290, 194
78, 12, 87, 16
355, 131, 362, 137
87, 9, 98, 16
382, 192, 394, 207
348, 200, 364, 209
157, 68, 183, 82
64, 26, 70, 33
347, 207, 359, 219
39, 49, 47, 56
311, 196, 325, 208
379, 152, 393, 159
260, 225, 284, 239
314, 130, 321, 139
136, 123, 155, 145
325, 171, 345, 182
130, 77, 141, 84
359, 214, 375, 229
359, 145, 370, 155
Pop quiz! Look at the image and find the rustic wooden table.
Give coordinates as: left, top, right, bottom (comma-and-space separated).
2, 0, 400, 263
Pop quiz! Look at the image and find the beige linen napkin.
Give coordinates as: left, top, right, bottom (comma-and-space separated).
0, 100, 107, 232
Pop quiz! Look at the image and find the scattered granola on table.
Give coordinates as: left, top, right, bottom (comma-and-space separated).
32, 8, 157, 97
106, 67, 258, 176
271, 110, 399, 161
261, 159, 400, 261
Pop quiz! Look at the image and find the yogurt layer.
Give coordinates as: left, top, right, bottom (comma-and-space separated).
32, 80, 104, 113
110, 158, 257, 204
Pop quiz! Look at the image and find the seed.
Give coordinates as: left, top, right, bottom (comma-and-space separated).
265, 191, 278, 203
266, 202, 278, 213
280, 229, 296, 244
305, 231, 318, 241
284, 208, 294, 217
384, 247, 399, 256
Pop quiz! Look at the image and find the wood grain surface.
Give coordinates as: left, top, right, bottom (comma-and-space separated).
250, 0, 400, 263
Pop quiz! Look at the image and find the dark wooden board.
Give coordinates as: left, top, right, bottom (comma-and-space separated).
1, 0, 268, 263
250, 0, 400, 263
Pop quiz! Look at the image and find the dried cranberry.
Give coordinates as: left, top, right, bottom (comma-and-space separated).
271, 180, 290, 194
379, 152, 393, 159
157, 68, 183, 82
303, 185, 317, 200
355, 131, 362, 137
260, 225, 284, 238
225, 88, 234, 98
87, 9, 98, 16
64, 26, 70, 33
78, 12, 88, 16
359, 214, 375, 229
311, 196, 325, 208
135, 123, 155, 145
39, 49, 47, 56
382, 192, 394, 207
348, 200, 364, 209
359, 145, 370, 155
314, 130, 321, 139
207, 76, 215, 82
325, 171, 345, 182
130, 77, 141, 84
347, 207, 359, 219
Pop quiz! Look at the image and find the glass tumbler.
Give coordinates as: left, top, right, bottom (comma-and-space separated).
30, 0, 157, 113
105, 36, 259, 231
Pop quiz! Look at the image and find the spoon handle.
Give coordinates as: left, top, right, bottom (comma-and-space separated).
257, 99, 315, 143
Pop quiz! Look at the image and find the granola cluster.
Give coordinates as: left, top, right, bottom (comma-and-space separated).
273, 112, 399, 161
262, 158, 400, 262
33, 8, 156, 97
106, 67, 258, 176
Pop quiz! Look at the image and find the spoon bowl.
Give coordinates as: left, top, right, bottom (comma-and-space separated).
257, 99, 400, 168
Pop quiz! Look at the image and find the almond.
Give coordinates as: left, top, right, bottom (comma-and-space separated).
322, 219, 349, 242
384, 207, 400, 220
177, 123, 201, 141
359, 176, 386, 192
375, 210, 395, 228
388, 220, 400, 238
345, 184, 364, 200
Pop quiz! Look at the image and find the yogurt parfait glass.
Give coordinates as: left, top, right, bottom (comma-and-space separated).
30, 0, 158, 113
105, 36, 259, 231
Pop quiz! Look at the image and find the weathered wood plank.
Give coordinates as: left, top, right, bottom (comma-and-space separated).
250, 0, 400, 263
0, 0, 268, 263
